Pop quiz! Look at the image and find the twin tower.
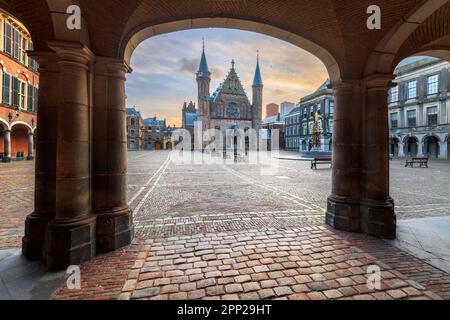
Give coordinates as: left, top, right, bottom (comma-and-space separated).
195, 42, 263, 134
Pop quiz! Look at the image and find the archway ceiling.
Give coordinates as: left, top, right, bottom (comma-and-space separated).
1, 0, 449, 78
394, 2, 450, 64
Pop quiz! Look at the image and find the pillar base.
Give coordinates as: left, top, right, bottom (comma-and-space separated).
43, 215, 96, 271
95, 207, 134, 253
326, 196, 360, 231
22, 212, 54, 260
360, 200, 396, 239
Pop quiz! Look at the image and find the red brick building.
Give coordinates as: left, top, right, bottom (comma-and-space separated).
265, 103, 279, 118
0, 10, 39, 162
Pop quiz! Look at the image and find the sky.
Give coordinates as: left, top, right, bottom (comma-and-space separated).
125, 28, 329, 127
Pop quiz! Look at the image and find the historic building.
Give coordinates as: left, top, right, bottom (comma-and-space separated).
181, 101, 197, 149
280, 101, 296, 122
262, 112, 285, 149
126, 107, 143, 151
284, 106, 301, 151
388, 57, 450, 159
265, 103, 279, 118
142, 117, 168, 150
195, 44, 263, 140
0, 10, 39, 162
126, 106, 172, 150
298, 80, 334, 153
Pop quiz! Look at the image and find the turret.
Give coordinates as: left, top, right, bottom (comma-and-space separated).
252, 52, 263, 130
196, 39, 211, 130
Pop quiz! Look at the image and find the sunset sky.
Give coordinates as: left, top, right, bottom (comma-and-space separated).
125, 28, 329, 127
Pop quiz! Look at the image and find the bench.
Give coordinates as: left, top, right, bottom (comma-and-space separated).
311, 157, 332, 170
405, 157, 429, 168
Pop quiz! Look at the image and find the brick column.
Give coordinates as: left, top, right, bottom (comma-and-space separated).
42, 42, 96, 270
3, 129, 11, 162
23, 52, 59, 260
360, 75, 396, 239
326, 81, 362, 231
93, 57, 134, 253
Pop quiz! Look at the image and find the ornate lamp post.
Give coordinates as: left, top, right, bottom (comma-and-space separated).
2, 106, 20, 162
311, 112, 323, 152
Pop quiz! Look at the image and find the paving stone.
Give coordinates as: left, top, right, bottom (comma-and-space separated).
225, 284, 244, 294
274, 286, 294, 296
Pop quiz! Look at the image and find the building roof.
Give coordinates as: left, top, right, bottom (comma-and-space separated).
299, 80, 332, 103
126, 107, 142, 118
197, 43, 210, 78
253, 54, 263, 86
286, 106, 301, 116
263, 114, 281, 124
143, 118, 165, 127
394, 57, 444, 76
210, 61, 250, 103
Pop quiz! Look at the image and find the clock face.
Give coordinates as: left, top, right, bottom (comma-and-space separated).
227, 104, 238, 118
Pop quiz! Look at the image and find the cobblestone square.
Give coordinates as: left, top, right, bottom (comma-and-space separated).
1, 150, 450, 300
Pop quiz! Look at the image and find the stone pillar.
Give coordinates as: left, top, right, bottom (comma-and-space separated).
326, 81, 362, 231
93, 57, 134, 253
23, 52, 59, 260
3, 129, 11, 162
439, 141, 447, 160
360, 75, 396, 239
397, 142, 405, 157
42, 42, 96, 270
26, 132, 34, 160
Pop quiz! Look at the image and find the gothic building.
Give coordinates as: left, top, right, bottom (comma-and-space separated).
195, 44, 263, 137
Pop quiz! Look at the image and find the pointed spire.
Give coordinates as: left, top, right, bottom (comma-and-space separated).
197, 38, 210, 78
253, 50, 263, 86
231, 59, 235, 70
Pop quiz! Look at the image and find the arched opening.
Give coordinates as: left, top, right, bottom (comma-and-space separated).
390, 137, 400, 157
404, 136, 419, 157
0, 119, 7, 161
424, 136, 440, 159
10, 124, 29, 160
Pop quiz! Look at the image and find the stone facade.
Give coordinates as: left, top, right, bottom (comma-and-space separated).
298, 80, 334, 153
126, 107, 172, 151
0, 10, 39, 162
196, 46, 263, 140
388, 57, 450, 159
284, 107, 301, 151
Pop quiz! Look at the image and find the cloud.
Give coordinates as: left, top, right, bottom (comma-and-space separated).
125, 28, 328, 126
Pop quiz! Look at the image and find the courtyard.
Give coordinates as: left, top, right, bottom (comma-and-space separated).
1, 150, 450, 300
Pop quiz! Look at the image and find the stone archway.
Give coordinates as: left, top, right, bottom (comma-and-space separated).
424, 135, 440, 159
5, 0, 446, 270
404, 136, 419, 157
390, 137, 400, 157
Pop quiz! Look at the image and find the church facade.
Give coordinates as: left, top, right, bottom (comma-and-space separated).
194, 44, 263, 137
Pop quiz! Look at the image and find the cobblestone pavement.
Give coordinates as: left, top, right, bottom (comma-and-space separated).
2, 151, 450, 300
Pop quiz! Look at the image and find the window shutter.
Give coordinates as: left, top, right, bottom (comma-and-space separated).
27, 84, 33, 112
2, 73, 10, 105
13, 28, 20, 60
12, 76, 19, 108
33, 87, 39, 112
3, 23, 12, 55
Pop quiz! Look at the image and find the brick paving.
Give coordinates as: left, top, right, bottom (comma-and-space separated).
2, 151, 450, 300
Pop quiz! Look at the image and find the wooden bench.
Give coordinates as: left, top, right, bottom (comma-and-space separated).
405, 157, 429, 168
311, 157, 332, 170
